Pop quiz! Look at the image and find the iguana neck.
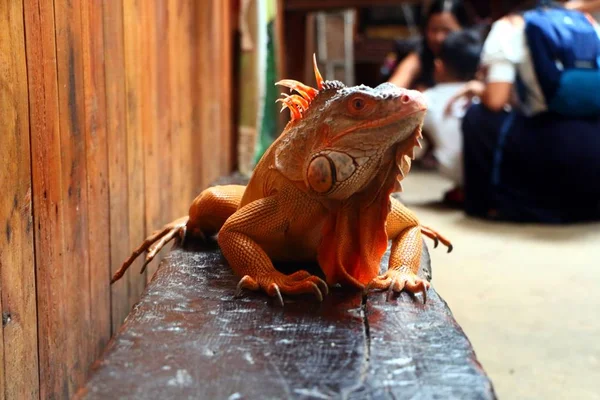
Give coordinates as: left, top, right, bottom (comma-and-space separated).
317, 151, 397, 288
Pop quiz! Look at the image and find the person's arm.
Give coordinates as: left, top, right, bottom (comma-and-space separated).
481, 82, 512, 111
444, 79, 512, 114
388, 52, 421, 89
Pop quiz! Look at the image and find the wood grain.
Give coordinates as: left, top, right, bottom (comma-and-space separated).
81, 0, 111, 360
195, 0, 212, 190
23, 0, 67, 397
219, 0, 234, 176
122, 0, 148, 307
5, 1, 238, 397
103, 0, 132, 332
54, 0, 93, 391
167, 0, 182, 214
194, 0, 235, 190
152, 0, 175, 278
0, 1, 39, 398
179, 1, 194, 201
141, 0, 162, 280
167, 0, 193, 211
76, 241, 496, 399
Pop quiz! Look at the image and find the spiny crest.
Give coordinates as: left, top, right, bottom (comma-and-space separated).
275, 54, 345, 122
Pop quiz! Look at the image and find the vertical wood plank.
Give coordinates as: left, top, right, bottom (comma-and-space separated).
196, 1, 217, 190
168, 0, 188, 211
142, 0, 161, 281
154, 0, 174, 227
23, 0, 68, 397
209, 0, 224, 183
0, 306, 3, 400
192, 1, 206, 190
53, 0, 92, 393
217, 0, 231, 176
122, 0, 147, 302
179, 1, 194, 199
80, 0, 111, 357
0, 1, 39, 398
167, 0, 182, 217
103, 0, 132, 331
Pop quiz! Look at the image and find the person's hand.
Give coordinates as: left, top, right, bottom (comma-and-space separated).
444, 80, 486, 117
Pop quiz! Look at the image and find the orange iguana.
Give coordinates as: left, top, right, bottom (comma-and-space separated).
112, 56, 452, 305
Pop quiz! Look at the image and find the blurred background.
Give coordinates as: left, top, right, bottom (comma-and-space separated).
1, 0, 599, 399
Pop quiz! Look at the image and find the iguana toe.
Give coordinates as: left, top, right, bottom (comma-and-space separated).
366, 268, 430, 304
234, 271, 328, 305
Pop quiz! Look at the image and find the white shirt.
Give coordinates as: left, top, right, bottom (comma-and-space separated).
481, 17, 547, 116
422, 82, 467, 185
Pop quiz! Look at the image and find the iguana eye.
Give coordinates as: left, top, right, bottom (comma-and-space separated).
347, 95, 372, 115
352, 98, 365, 110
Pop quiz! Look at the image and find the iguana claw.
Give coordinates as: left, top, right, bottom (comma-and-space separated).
234, 271, 328, 305
268, 283, 285, 307
420, 225, 453, 253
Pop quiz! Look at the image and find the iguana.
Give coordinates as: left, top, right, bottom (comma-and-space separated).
111, 56, 452, 305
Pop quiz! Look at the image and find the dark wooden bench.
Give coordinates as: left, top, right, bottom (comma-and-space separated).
76, 237, 496, 399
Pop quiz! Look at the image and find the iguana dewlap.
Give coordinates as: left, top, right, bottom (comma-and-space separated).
112, 56, 452, 305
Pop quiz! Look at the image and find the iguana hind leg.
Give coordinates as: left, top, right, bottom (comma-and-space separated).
111, 185, 246, 284
218, 196, 328, 305
367, 198, 431, 302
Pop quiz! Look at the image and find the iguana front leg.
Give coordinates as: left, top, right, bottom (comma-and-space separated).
218, 196, 328, 305
367, 197, 437, 303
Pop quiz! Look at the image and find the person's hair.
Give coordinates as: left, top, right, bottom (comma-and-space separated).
424, 0, 471, 28
417, 0, 473, 87
438, 29, 482, 81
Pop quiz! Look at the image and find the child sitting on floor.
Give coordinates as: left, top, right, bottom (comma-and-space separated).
419, 29, 483, 205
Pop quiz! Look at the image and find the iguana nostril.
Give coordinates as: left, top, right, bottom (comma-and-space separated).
401, 94, 411, 104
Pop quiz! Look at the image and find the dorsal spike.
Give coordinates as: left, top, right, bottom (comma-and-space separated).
275, 79, 318, 101
288, 104, 302, 121
313, 54, 324, 90
276, 97, 303, 121
288, 94, 309, 111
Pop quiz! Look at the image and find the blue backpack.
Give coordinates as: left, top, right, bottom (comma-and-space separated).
523, 5, 600, 117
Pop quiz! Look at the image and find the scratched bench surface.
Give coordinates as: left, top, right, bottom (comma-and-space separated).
77, 239, 495, 400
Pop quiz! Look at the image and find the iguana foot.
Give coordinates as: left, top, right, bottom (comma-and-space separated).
234, 270, 329, 306
365, 267, 430, 304
111, 216, 189, 284
420, 225, 453, 253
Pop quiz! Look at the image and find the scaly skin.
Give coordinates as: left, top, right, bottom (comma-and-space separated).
111, 58, 452, 305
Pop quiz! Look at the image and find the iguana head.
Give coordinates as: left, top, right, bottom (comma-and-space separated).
274, 56, 426, 200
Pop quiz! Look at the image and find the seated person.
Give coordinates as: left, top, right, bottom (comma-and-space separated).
418, 29, 483, 205
386, 0, 472, 92
447, 0, 600, 223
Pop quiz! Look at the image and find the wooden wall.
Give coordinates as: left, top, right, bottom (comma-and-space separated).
0, 1, 236, 398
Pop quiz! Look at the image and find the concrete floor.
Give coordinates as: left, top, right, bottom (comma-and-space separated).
401, 170, 600, 400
